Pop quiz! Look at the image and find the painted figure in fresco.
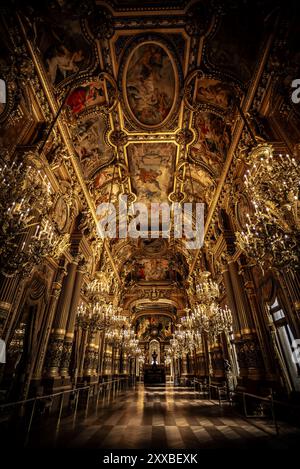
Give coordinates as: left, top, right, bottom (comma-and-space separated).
190, 113, 230, 175
137, 264, 145, 280
134, 258, 176, 281
72, 116, 113, 178
128, 143, 175, 204
67, 82, 105, 114
94, 169, 113, 189
46, 45, 84, 84
196, 79, 233, 110
137, 168, 162, 190
127, 44, 174, 125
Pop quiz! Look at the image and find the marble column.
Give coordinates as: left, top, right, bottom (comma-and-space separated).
98, 331, 105, 375
228, 260, 254, 332
243, 276, 274, 380
221, 261, 247, 380
221, 262, 242, 334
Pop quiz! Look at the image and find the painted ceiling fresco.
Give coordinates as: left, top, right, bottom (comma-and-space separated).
185, 164, 216, 206
27, 6, 92, 86
135, 315, 173, 340
13, 0, 272, 299
127, 143, 176, 205
72, 114, 114, 179
66, 80, 107, 114
123, 251, 188, 283
125, 43, 176, 127
195, 77, 234, 112
189, 112, 231, 177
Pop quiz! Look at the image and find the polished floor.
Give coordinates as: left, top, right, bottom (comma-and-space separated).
25, 384, 300, 449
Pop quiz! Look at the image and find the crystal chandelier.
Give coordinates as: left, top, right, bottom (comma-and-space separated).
0, 155, 69, 275
195, 271, 219, 303
164, 347, 172, 365
76, 301, 112, 332
235, 143, 300, 271
184, 303, 232, 337
170, 269, 232, 358
126, 336, 141, 357
104, 304, 130, 345
170, 325, 196, 356
105, 321, 139, 354
94, 270, 113, 295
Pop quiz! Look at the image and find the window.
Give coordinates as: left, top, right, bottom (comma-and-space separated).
269, 298, 300, 391
0, 78, 6, 105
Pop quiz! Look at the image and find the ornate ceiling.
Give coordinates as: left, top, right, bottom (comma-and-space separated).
1, 0, 280, 327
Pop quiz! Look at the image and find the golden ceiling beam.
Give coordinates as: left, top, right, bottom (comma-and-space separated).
17, 14, 121, 285
189, 20, 280, 276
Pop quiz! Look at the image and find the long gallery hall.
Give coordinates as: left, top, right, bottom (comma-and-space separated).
0, 0, 300, 454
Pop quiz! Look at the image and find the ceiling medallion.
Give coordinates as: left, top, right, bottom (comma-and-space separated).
175, 128, 194, 146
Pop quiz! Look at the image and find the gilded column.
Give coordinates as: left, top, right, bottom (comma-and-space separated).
34, 260, 67, 378
44, 259, 78, 378
0, 275, 19, 336
221, 259, 247, 379
114, 347, 120, 375
228, 259, 264, 382
209, 339, 225, 380
77, 327, 88, 380
277, 270, 300, 338
93, 331, 101, 376
60, 258, 86, 377
83, 331, 101, 379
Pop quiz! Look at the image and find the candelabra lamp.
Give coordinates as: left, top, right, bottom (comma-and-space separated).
76, 301, 112, 332
195, 271, 219, 303
235, 143, 300, 271
0, 154, 69, 276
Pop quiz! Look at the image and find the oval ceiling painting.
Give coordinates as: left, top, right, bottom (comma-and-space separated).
125, 42, 177, 128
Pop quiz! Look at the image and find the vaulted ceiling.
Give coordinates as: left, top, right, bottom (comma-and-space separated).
8, 0, 279, 323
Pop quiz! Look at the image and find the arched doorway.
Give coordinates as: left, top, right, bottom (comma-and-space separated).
149, 339, 160, 364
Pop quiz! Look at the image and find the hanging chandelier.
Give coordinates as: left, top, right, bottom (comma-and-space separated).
170, 269, 232, 358
105, 320, 140, 355
76, 301, 112, 332
170, 324, 197, 356
94, 270, 114, 295
195, 271, 219, 303
0, 155, 69, 276
235, 143, 300, 271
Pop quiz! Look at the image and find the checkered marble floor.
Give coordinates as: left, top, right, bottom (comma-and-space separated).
28, 384, 300, 449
